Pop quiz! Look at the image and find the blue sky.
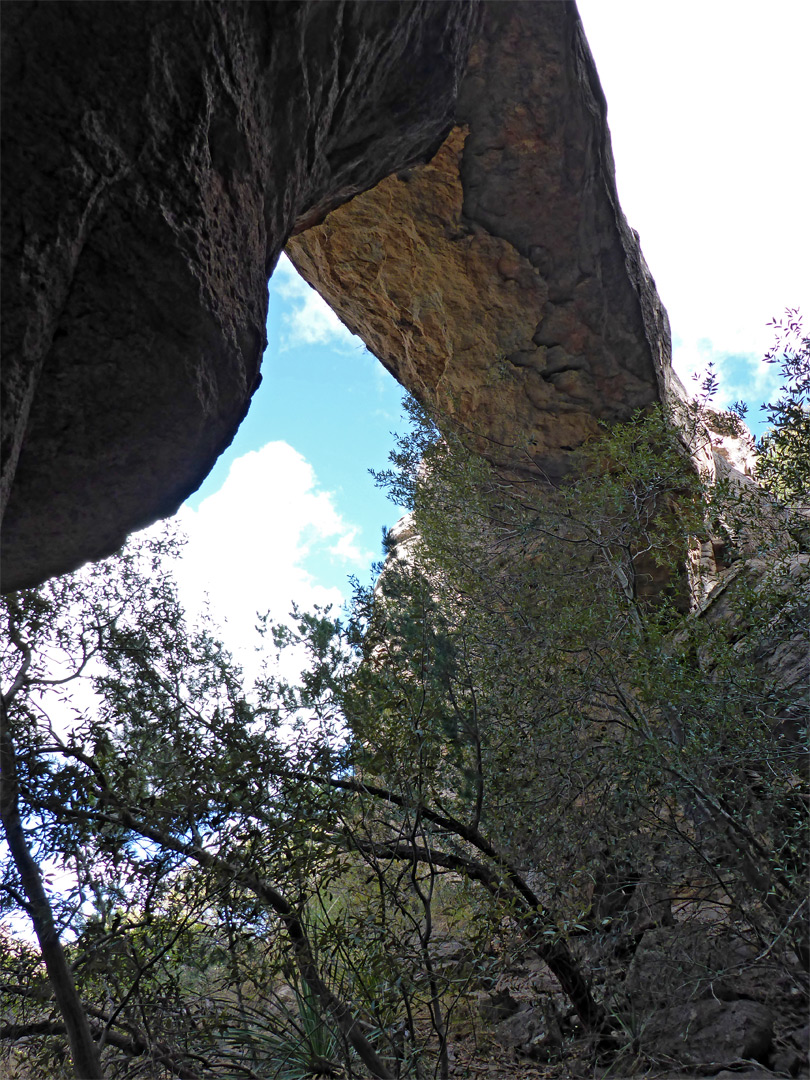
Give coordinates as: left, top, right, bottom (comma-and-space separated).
170, 1, 809, 668
8, 0, 808, 952
187, 259, 402, 531
577, 0, 809, 416
185, 256, 403, 582
173, 259, 405, 671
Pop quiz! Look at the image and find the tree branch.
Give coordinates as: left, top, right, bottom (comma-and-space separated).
0, 694, 103, 1080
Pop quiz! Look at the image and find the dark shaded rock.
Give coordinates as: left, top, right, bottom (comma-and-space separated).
490, 1001, 563, 1060
639, 999, 774, 1070
713, 1072, 773, 1079
430, 937, 476, 977
478, 989, 521, 1024
1, 0, 480, 590
590, 875, 675, 935
770, 1020, 810, 1076
287, 1, 678, 481
624, 924, 769, 1008
769, 1047, 805, 1077
791, 1022, 810, 1054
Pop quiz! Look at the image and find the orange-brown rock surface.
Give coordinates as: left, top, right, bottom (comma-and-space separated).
288, 2, 677, 480
2, 1, 682, 592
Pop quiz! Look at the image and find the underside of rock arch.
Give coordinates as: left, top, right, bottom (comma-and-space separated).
287, 3, 679, 481
1, 0, 679, 593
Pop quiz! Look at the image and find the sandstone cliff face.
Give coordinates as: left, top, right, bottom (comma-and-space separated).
2, 2, 687, 593
1, 0, 480, 591
287, 2, 677, 480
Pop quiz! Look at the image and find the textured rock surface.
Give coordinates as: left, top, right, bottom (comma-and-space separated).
625, 925, 762, 1007
639, 999, 774, 1070
287, 1, 677, 480
696, 552, 810, 740
1, 0, 480, 590
490, 1001, 562, 1060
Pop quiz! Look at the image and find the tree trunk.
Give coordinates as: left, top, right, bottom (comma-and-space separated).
0, 701, 104, 1079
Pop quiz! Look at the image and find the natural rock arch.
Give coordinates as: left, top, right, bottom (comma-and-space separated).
288, 3, 680, 484
1, 1, 677, 592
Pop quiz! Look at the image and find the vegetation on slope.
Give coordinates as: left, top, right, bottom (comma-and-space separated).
1, 318, 807, 1079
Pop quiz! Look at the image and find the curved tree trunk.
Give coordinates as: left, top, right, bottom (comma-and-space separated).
0, 700, 104, 1079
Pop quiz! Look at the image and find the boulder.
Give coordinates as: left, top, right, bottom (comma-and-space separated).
639, 999, 774, 1071
625, 924, 763, 1007
490, 1001, 563, 1060
477, 989, 521, 1024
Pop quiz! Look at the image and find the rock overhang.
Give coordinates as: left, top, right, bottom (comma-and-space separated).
287, 2, 676, 483
0, 0, 481, 591
1, 1, 679, 593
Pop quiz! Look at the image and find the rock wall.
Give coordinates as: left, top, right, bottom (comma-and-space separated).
2, 1, 685, 592
287, 2, 679, 481
1, 0, 480, 591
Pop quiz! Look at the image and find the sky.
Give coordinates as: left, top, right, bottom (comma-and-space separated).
172, 256, 405, 678
171, 1, 809, 671
577, 0, 809, 405
4, 1, 808, 946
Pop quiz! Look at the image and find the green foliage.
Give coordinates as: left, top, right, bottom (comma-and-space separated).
756, 308, 810, 504
368, 399, 806, 925
218, 911, 345, 1080
2, 319, 808, 1079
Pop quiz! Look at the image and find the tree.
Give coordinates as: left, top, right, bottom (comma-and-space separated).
756, 308, 810, 505
1, 534, 395, 1079
364, 396, 807, 967
2, 324, 807, 1078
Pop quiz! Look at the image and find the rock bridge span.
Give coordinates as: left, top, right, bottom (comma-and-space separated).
1, 1, 674, 592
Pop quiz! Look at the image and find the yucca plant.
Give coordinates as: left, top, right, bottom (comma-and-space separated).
219, 975, 344, 1080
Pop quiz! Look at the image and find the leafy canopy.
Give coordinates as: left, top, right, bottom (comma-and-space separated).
2, 318, 808, 1080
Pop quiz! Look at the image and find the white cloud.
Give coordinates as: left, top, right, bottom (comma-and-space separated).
577, 0, 809, 408
328, 526, 367, 563
170, 442, 373, 678
273, 254, 358, 350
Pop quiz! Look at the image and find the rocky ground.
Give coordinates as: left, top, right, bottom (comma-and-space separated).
423, 917, 809, 1080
